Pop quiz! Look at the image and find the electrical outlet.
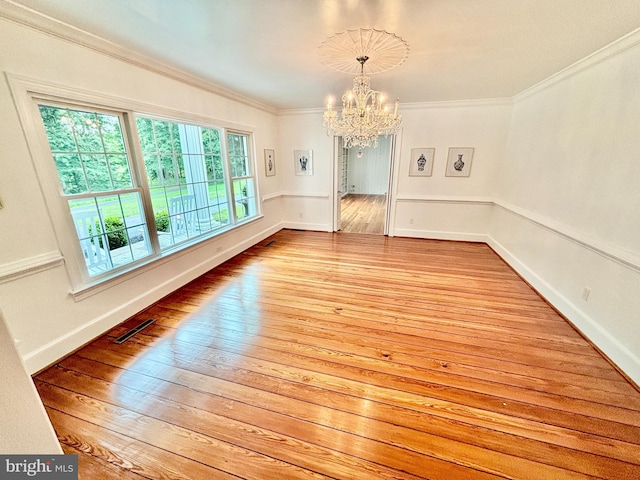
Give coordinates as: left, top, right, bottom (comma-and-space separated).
582, 287, 591, 301
409, 218, 414, 225
299, 212, 303, 219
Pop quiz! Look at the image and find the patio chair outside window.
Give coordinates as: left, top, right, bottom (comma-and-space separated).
169, 195, 197, 239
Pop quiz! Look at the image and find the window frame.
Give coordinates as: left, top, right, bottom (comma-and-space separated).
9, 75, 262, 298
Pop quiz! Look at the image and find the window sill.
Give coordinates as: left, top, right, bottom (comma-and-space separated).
69, 215, 263, 301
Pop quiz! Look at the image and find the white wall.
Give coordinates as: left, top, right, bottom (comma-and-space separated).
0, 311, 62, 453
489, 31, 640, 384
392, 100, 512, 240
0, 16, 282, 374
277, 111, 334, 231
278, 101, 512, 238
346, 137, 391, 195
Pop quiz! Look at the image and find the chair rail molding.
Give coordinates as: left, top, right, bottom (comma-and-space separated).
395, 195, 494, 205
494, 200, 640, 273
0, 252, 64, 284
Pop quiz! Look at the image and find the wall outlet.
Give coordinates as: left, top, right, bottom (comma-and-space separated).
582, 287, 591, 301
299, 212, 303, 219
409, 218, 414, 225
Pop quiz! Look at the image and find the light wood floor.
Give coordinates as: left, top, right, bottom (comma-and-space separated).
340, 194, 386, 234
35, 230, 640, 479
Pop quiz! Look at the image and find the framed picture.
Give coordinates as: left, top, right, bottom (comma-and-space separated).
445, 147, 474, 177
264, 149, 276, 177
294, 149, 313, 176
409, 148, 435, 176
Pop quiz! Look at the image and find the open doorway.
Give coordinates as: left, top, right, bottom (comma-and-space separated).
333, 136, 393, 235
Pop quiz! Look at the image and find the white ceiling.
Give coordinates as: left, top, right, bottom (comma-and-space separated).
9, 0, 640, 110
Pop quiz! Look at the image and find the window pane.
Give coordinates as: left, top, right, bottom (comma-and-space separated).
39, 106, 133, 195
108, 154, 133, 189
160, 155, 177, 185
39, 106, 76, 152
202, 128, 221, 155
98, 113, 126, 153
54, 154, 87, 194
227, 132, 256, 222
82, 153, 112, 192
233, 178, 255, 220
144, 153, 161, 187
40, 104, 147, 278
136, 117, 233, 251
68, 198, 113, 275
228, 133, 249, 178
70, 110, 103, 152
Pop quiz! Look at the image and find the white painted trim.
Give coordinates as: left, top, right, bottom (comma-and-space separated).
261, 192, 281, 202
280, 192, 331, 199
393, 197, 638, 272
495, 200, 640, 273
23, 222, 283, 374
400, 98, 513, 110
6, 73, 258, 133
393, 229, 488, 243
515, 26, 640, 103
396, 195, 494, 205
0, 0, 277, 114
0, 252, 64, 284
261, 191, 330, 202
487, 234, 640, 385
261, 192, 330, 199
282, 221, 332, 232
279, 98, 513, 116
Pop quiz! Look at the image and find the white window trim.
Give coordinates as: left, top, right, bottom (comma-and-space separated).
6, 73, 262, 298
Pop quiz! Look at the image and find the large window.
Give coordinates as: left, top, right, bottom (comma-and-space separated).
37, 103, 258, 282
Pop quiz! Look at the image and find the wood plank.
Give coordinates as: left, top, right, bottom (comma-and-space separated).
35, 230, 640, 479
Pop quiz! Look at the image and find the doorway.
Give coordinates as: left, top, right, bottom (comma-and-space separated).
333, 136, 394, 235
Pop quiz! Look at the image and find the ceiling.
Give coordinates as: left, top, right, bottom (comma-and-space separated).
8, 0, 640, 110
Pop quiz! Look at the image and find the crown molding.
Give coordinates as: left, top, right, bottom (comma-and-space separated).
400, 98, 513, 110
0, 0, 278, 115
279, 97, 513, 116
515, 26, 640, 103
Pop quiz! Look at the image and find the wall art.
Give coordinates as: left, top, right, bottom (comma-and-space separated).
445, 147, 474, 177
409, 148, 435, 176
264, 149, 276, 177
294, 149, 313, 176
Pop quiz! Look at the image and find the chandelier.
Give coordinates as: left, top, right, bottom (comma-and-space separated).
323, 56, 401, 148
319, 29, 408, 149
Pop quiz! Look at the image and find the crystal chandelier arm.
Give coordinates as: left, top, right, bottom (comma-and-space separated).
322, 46, 403, 149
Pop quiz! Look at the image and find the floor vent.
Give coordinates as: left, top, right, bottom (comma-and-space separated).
264, 240, 276, 247
114, 318, 155, 344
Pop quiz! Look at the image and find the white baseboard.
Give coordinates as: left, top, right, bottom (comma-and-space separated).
282, 221, 333, 232
23, 222, 283, 374
487, 235, 640, 386
392, 229, 489, 243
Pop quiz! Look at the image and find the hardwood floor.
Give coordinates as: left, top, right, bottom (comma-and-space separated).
340, 194, 386, 234
35, 230, 640, 479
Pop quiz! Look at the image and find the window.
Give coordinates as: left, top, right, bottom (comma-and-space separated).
136, 117, 231, 250
228, 132, 257, 221
37, 103, 259, 283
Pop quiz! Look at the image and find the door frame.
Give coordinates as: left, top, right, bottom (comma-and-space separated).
331, 135, 398, 235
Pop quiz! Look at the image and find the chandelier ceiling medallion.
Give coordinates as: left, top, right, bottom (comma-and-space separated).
319, 28, 409, 149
